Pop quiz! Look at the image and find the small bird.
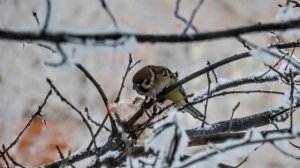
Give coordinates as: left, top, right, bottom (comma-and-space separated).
132, 65, 204, 119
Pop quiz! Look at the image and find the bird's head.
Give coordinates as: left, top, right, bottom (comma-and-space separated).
132, 66, 154, 95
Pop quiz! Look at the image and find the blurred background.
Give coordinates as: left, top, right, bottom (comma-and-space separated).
0, 0, 300, 167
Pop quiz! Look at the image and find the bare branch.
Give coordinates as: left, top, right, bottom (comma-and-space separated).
234, 142, 263, 167
174, 0, 199, 34
191, 72, 296, 105
1, 153, 9, 168
181, 0, 204, 35
115, 53, 140, 103
185, 90, 284, 109
99, 0, 118, 29
46, 78, 97, 149
32, 11, 40, 26
271, 142, 300, 160
228, 102, 240, 132
202, 62, 212, 127
87, 113, 109, 150
75, 63, 109, 108
0, 89, 52, 158
186, 102, 300, 136
180, 132, 297, 167
289, 71, 295, 131
1, 19, 300, 44
41, 0, 51, 34
44, 43, 67, 67
2, 145, 25, 168
160, 41, 300, 99
84, 107, 111, 132
74, 63, 119, 137
289, 141, 300, 150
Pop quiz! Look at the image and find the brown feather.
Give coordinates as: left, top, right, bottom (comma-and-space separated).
132, 65, 151, 84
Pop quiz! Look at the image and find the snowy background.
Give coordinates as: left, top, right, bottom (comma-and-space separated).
0, 0, 300, 167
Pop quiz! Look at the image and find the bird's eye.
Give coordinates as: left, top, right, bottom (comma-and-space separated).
144, 79, 151, 85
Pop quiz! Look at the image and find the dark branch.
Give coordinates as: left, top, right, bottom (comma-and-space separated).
199, 90, 284, 102
272, 142, 300, 160
46, 78, 97, 149
75, 63, 108, 108
202, 62, 212, 127
115, 53, 140, 103
228, 102, 240, 132
186, 102, 300, 136
32, 11, 40, 26
180, 132, 297, 167
41, 0, 51, 34
0, 89, 52, 158
87, 113, 110, 150
84, 107, 111, 132
165, 41, 300, 99
2, 145, 25, 168
181, 0, 204, 35
74, 63, 118, 137
99, 0, 118, 29
44, 43, 67, 67
1, 19, 300, 44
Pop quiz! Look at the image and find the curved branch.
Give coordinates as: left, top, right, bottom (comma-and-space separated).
44, 43, 67, 67
41, 0, 51, 34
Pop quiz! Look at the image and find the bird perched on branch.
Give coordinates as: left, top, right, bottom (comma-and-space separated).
132, 65, 204, 119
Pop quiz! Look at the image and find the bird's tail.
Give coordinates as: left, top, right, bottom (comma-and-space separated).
184, 105, 204, 119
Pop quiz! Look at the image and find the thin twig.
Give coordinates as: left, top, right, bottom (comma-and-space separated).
235, 143, 264, 167
248, 39, 300, 72
289, 141, 300, 150
266, 64, 289, 82
99, 0, 118, 29
161, 41, 298, 106
1, 150, 10, 168
179, 133, 297, 167
84, 107, 111, 132
87, 113, 109, 150
258, 52, 289, 80
41, 0, 51, 34
212, 69, 219, 84
32, 11, 40, 26
115, 53, 141, 103
44, 43, 67, 67
191, 72, 295, 105
182, 0, 204, 35
75, 63, 108, 108
284, 44, 297, 71
33, 43, 56, 53
46, 78, 98, 149
289, 71, 295, 132
75, 63, 118, 138
271, 142, 300, 160
2, 145, 25, 168
228, 102, 240, 132
240, 36, 290, 80
237, 36, 251, 50
202, 62, 211, 127
56, 145, 65, 159
268, 31, 282, 44
187, 90, 284, 109
174, 0, 199, 34
0, 89, 52, 158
